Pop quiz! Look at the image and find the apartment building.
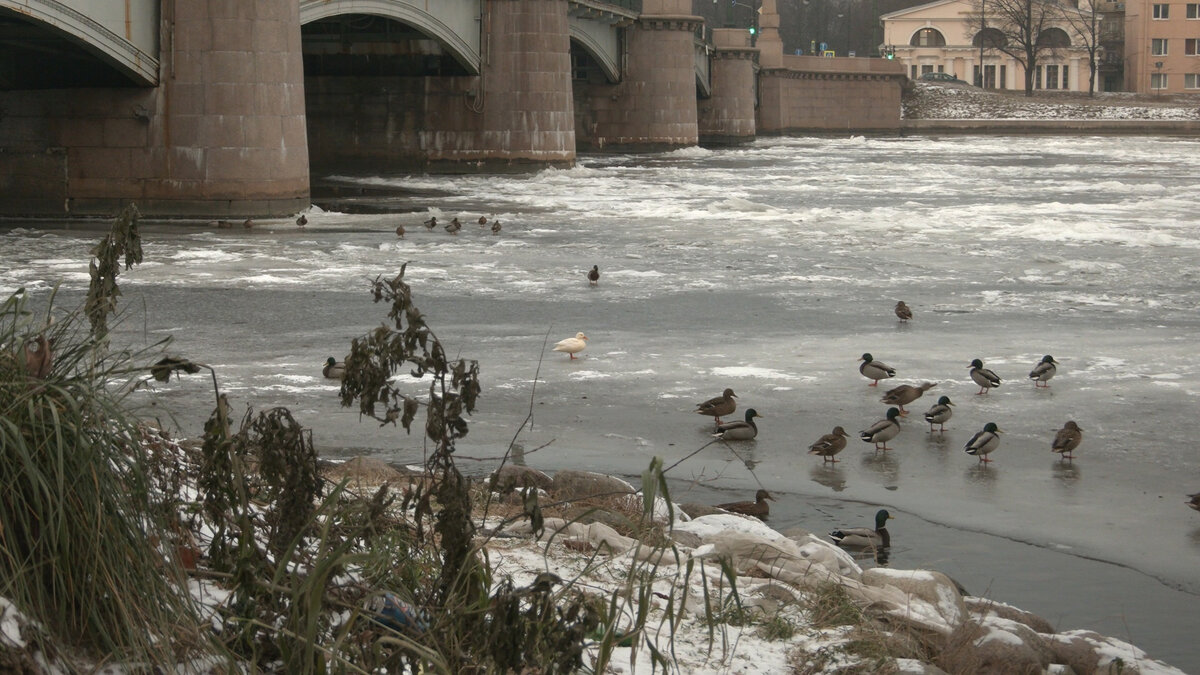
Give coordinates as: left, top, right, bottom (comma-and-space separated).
1125, 0, 1200, 92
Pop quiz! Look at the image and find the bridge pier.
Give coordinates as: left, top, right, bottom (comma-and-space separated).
0, 0, 310, 218
304, 0, 575, 174
698, 29, 758, 145
575, 0, 700, 151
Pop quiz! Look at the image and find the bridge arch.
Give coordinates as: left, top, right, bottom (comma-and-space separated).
0, 2, 157, 86
569, 26, 620, 83
298, 0, 480, 74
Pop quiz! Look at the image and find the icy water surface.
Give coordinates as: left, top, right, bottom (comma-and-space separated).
4, 135, 1200, 670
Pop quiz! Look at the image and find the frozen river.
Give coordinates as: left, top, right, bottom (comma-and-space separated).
4, 135, 1200, 670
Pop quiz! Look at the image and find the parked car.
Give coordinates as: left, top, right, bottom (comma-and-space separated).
920, 72, 963, 83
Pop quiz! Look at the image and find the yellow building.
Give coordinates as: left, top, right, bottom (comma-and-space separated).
1125, 0, 1200, 92
881, 0, 1099, 91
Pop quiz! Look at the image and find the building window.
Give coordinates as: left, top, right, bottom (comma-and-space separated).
1046, 65, 1060, 89
1151, 72, 1168, 88
910, 28, 947, 47
921, 64, 935, 75
1187, 38, 1199, 54
1186, 73, 1200, 88
1188, 3, 1199, 18
1000, 65, 1007, 89
911, 65, 919, 78
1153, 4, 1170, 18
1063, 65, 1070, 88
1152, 38, 1169, 55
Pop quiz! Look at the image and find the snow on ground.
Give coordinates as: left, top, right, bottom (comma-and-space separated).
903, 81, 1200, 120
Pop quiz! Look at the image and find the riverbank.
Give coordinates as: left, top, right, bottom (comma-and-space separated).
902, 81, 1200, 133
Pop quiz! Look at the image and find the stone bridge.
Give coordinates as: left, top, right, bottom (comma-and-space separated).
0, 0, 905, 217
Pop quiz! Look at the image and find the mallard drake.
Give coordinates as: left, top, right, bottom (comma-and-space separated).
895, 301, 912, 322
880, 381, 937, 415
964, 422, 1002, 462
553, 332, 588, 359
969, 358, 1002, 395
587, 265, 600, 286
423, 216, 437, 230
695, 388, 737, 424
830, 509, 893, 549
924, 395, 954, 433
808, 426, 850, 462
323, 357, 346, 380
859, 353, 896, 386
491, 220, 501, 234
716, 489, 774, 520
445, 217, 462, 234
1029, 355, 1058, 388
712, 408, 762, 441
1051, 421, 1082, 460
1187, 493, 1200, 512
860, 407, 902, 451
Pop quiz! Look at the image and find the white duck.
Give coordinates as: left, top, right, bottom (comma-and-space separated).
553, 332, 588, 359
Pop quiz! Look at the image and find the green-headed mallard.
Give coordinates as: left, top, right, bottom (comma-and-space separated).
859, 353, 896, 386
964, 422, 1002, 462
587, 265, 600, 286
713, 408, 762, 441
491, 220, 502, 234
880, 381, 937, 415
923, 395, 954, 433
553, 332, 588, 359
695, 387, 737, 424
830, 509, 893, 548
445, 217, 462, 234
969, 358, 1002, 395
1051, 420, 1082, 460
894, 301, 912, 322
423, 216, 437, 230
1029, 354, 1058, 388
323, 357, 346, 380
860, 407, 901, 451
808, 426, 849, 462
716, 489, 774, 520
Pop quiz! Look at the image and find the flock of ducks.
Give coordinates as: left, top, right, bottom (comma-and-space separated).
674, 301, 1130, 553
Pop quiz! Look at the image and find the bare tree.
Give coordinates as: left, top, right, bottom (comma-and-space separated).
969, 0, 1062, 96
1053, 0, 1101, 95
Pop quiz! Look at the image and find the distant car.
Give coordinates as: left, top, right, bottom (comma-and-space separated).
920, 72, 963, 83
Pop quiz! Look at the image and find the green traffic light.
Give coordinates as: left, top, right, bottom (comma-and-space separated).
749, 27, 757, 34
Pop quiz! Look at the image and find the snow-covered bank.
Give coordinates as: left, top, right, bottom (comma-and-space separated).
903, 81, 1200, 121
484, 466, 1186, 675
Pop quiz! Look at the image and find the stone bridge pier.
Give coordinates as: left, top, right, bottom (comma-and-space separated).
574, 0, 702, 151
0, 0, 309, 217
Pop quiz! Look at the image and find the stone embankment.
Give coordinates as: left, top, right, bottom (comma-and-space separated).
902, 82, 1200, 135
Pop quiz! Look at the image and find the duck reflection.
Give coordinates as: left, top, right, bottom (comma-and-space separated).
965, 463, 997, 487
861, 452, 900, 485
1052, 461, 1080, 488
810, 464, 847, 492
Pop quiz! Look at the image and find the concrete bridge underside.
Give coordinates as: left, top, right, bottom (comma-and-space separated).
0, 0, 904, 217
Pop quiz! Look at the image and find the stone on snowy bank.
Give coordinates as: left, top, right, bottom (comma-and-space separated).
969, 614, 1055, 673
861, 568, 968, 630
548, 470, 634, 502
1043, 630, 1186, 675
322, 456, 406, 486
964, 596, 1055, 634
488, 465, 552, 493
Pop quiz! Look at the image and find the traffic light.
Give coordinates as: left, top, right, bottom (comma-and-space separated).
749, 27, 757, 35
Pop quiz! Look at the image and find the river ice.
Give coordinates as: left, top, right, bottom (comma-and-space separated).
3, 134, 1199, 669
